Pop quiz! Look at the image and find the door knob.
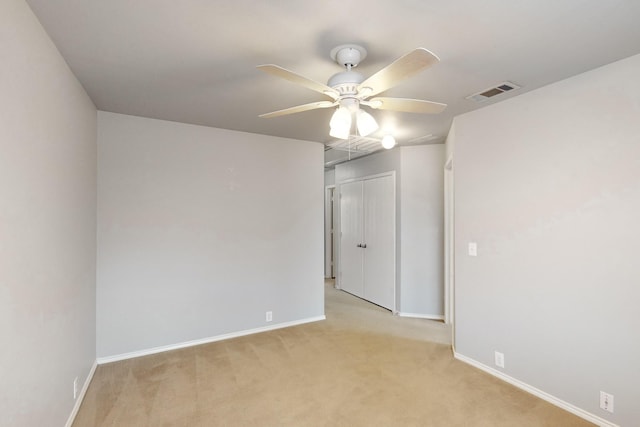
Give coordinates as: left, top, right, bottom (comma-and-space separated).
356, 244, 362, 248
362, 244, 367, 248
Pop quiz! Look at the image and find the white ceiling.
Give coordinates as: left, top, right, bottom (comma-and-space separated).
25, 0, 640, 166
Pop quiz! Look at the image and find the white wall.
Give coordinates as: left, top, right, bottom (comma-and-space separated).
452, 53, 640, 426
400, 145, 444, 317
0, 1, 97, 426
97, 112, 324, 358
324, 168, 335, 186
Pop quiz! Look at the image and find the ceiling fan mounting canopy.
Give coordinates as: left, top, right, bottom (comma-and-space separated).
329, 44, 368, 68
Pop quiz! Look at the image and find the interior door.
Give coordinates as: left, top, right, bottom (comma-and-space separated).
339, 180, 364, 297
363, 175, 395, 310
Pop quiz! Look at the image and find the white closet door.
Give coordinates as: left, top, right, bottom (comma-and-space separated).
363, 175, 395, 310
339, 180, 364, 298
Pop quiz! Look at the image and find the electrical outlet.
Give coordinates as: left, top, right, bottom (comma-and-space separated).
265, 311, 273, 322
600, 391, 614, 413
73, 377, 78, 400
494, 351, 505, 368
468, 242, 477, 257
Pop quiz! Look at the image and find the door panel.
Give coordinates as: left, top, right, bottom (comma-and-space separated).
363, 176, 395, 310
339, 181, 364, 297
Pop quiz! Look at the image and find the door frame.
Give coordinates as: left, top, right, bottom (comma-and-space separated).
336, 171, 397, 313
324, 185, 336, 278
444, 156, 455, 343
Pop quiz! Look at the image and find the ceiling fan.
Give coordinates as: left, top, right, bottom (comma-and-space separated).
257, 44, 446, 142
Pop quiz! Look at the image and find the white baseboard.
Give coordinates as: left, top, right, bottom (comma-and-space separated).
97, 315, 326, 364
397, 312, 444, 321
65, 359, 97, 427
453, 352, 618, 427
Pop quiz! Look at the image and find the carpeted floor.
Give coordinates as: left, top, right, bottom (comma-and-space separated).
73, 280, 594, 426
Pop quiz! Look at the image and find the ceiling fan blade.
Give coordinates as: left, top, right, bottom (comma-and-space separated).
257, 64, 339, 100
259, 101, 336, 118
358, 48, 439, 98
366, 97, 447, 114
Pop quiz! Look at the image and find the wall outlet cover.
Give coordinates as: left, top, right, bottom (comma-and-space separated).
468, 242, 477, 257
600, 391, 614, 413
494, 351, 505, 368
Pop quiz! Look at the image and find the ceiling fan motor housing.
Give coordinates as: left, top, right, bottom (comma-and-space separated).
328, 70, 364, 96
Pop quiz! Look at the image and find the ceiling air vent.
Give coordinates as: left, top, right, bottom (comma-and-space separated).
466, 81, 521, 103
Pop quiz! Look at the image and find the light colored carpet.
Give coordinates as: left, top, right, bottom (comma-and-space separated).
73, 280, 594, 426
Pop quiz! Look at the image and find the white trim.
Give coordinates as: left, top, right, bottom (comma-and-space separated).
65, 360, 98, 427
444, 154, 456, 354
97, 315, 326, 364
453, 352, 619, 427
397, 312, 444, 321
324, 185, 336, 278
444, 155, 455, 327
444, 156, 453, 171
390, 172, 397, 314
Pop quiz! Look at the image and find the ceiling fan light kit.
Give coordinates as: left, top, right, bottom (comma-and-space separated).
356, 109, 378, 137
328, 108, 378, 140
381, 135, 397, 149
258, 43, 447, 147
329, 106, 352, 140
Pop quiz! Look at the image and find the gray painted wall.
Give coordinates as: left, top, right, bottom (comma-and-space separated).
335, 149, 401, 184
0, 1, 97, 425
97, 112, 324, 358
452, 53, 640, 425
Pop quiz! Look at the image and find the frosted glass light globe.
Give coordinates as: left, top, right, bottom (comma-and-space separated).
381, 135, 396, 149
